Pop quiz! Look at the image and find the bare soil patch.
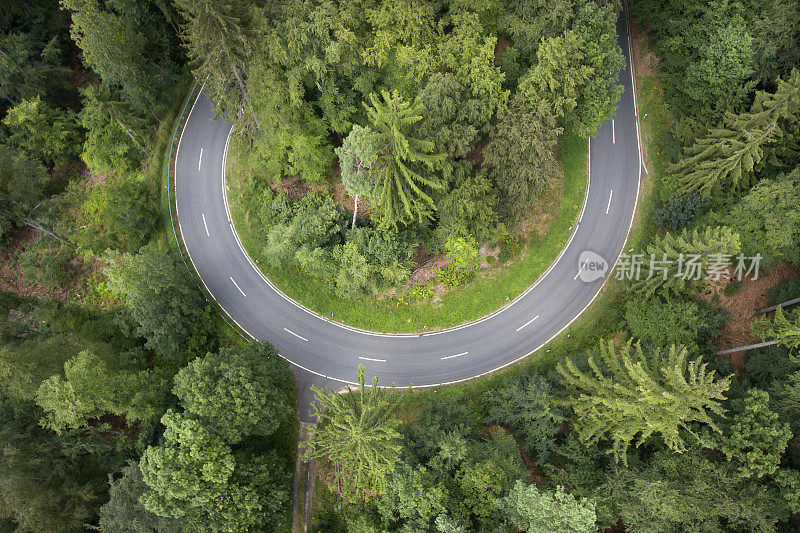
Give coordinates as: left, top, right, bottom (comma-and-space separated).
698, 263, 799, 372
408, 249, 448, 286
270, 175, 328, 201
629, 19, 659, 78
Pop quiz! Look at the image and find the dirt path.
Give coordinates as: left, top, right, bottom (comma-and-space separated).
292, 422, 317, 533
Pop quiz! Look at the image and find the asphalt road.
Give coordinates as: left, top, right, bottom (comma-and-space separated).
174, 13, 642, 410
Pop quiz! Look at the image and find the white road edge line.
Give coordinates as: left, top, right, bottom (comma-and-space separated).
441, 352, 468, 360
201, 213, 209, 236
359, 356, 386, 362
198, 148, 203, 171
606, 189, 613, 214
230, 276, 246, 297
612, 119, 616, 144
515, 315, 540, 332
284, 328, 309, 342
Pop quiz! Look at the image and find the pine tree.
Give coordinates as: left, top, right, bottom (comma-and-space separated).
557, 340, 731, 464
364, 90, 447, 230
302, 365, 402, 502
670, 70, 800, 196
631, 226, 741, 298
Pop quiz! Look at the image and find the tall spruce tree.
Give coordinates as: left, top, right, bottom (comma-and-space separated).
364, 90, 447, 230
557, 340, 731, 464
484, 95, 563, 221
302, 365, 402, 502
174, 0, 257, 136
61, 0, 179, 114
670, 70, 800, 196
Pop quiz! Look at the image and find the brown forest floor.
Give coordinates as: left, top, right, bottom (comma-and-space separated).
699, 263, 799, 372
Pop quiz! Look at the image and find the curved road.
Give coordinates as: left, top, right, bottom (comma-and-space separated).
175, 13, 642, 394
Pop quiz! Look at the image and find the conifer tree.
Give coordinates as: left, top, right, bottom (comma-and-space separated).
753, 307, 800, 355
484, 95, 563, 220
364, 91, 447, 230
302, 365, 402, 502
557, 340, 731, 464
174, 0, 257, 136
670, 70, 800, 196
631, 226, 741, 298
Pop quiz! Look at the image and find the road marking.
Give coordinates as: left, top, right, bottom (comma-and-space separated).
441, 352, 468, 360
284, 328, 308, 342
574, 269, 582, 280
201, 213, 209, 236
606, 189, 613, 214
198, 148, 203, 170
612, 119, 616, 144
515, 315, 540, 332
229, 276, 246, 297
358, 356, 386, 362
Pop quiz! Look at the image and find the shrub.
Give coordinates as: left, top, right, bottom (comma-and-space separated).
19, 241, 74, 289
498, 233, 524, 262
435, 264, 474, 289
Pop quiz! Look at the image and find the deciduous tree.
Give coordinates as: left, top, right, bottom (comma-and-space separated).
139, 410, 235, 518
105, 245, 214, 360
718, 389, 792, 479
753, 307, 800, 354
172, 342, 292, 443
336, 124, 381, 228
497, 481, 597, 533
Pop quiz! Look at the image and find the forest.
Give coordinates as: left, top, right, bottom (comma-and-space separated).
0, 0, 799, 532
223, 0, 622, 309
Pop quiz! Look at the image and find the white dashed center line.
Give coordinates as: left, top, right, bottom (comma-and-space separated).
230, 276, 246, 297
284, 328, 308, 342
612, 119, 616, 144
358, 356, 386, 362
198, 148, 203, 170
441, 352, 468, 360
201, 213, 209, 236
515, 315, 540, 332
606, 189, 613, 214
